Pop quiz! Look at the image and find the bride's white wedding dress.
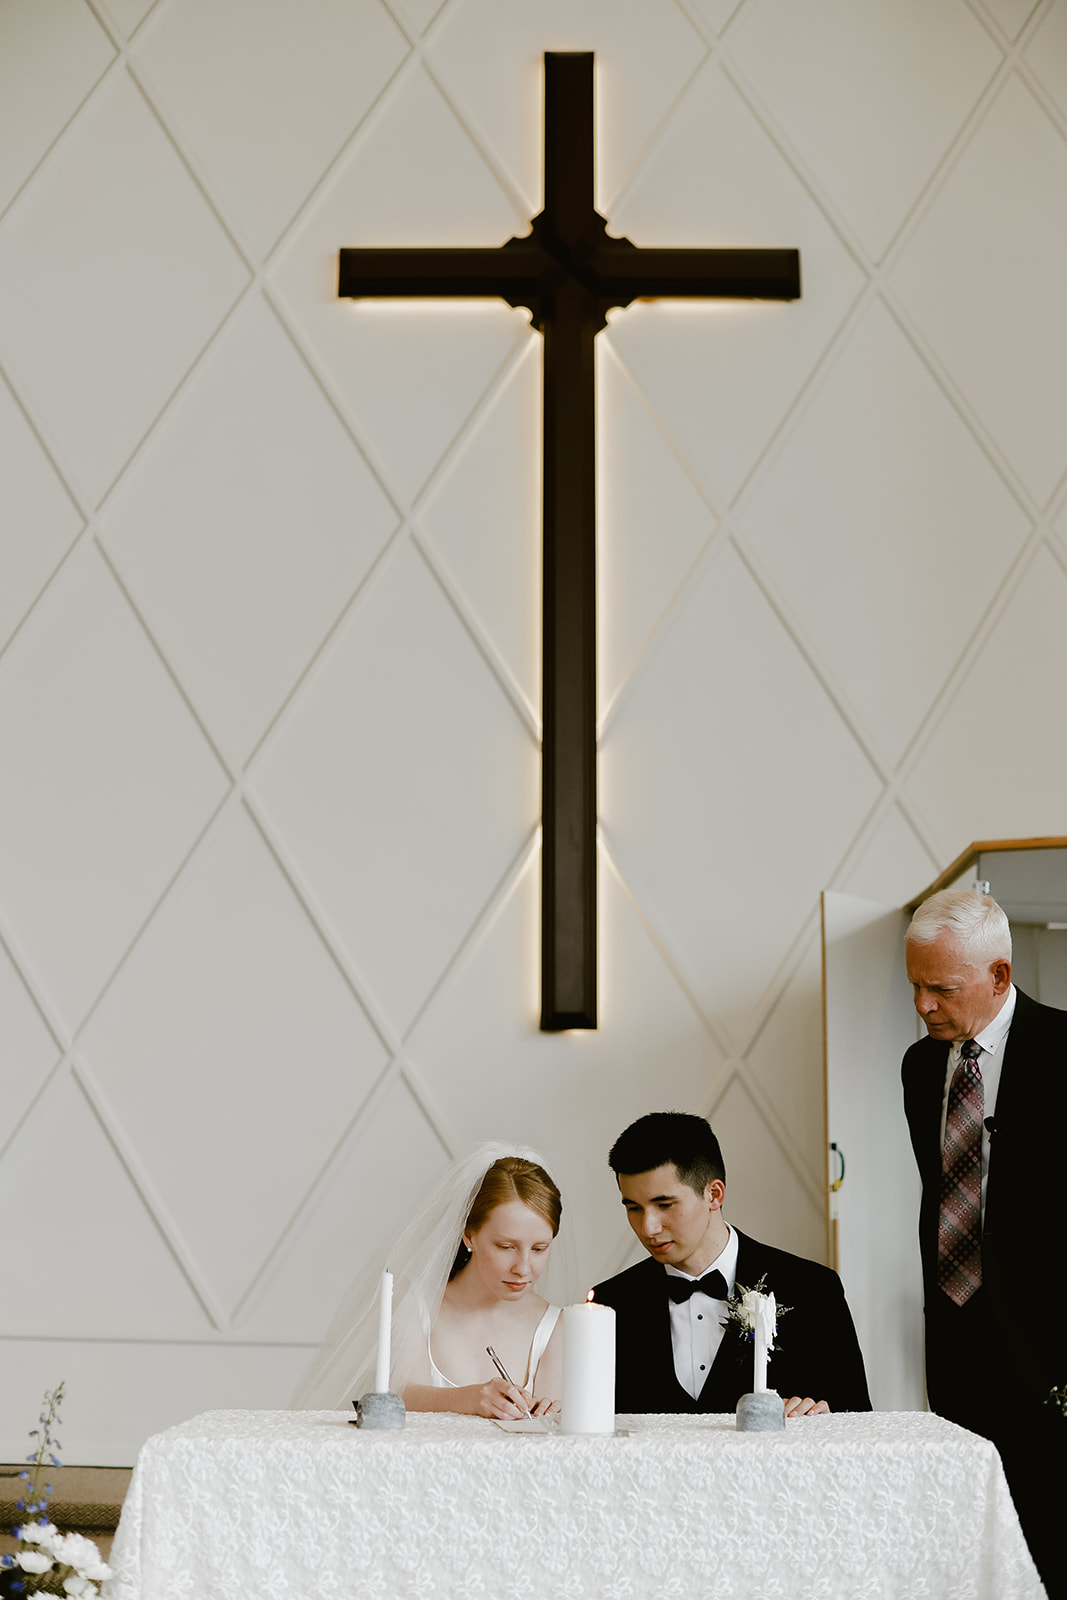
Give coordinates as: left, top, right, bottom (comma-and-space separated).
429, 1304, 561, 1390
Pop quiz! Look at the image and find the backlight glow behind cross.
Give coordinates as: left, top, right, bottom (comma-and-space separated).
338, 52, 800, 1030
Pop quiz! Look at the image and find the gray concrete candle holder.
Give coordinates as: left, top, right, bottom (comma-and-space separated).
736, 1391, 784, 1431
352, 1391, 406, 1430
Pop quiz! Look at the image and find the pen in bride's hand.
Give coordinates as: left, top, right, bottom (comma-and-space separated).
486, 1345, 532, 1417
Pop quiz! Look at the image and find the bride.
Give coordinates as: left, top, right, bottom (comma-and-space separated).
405, 1152, 561, 1415
291, 1142, 566, 1418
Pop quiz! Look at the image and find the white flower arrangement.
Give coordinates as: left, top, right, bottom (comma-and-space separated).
0, 1385, 112, 1598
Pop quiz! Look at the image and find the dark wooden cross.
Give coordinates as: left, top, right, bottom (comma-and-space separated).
339, 52, 800, 1031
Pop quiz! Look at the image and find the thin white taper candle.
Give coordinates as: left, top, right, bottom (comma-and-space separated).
753, 1292, 775, 1393
374, 1269, 393, 1393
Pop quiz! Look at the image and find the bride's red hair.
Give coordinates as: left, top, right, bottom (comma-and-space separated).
465, 1156, 562, 1237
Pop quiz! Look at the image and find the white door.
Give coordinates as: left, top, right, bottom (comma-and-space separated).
822, 891, 925, 1411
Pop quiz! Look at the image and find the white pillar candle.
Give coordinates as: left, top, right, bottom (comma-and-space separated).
753, 1293, 775, 1393
374, 1269, 393, 1394
561, 1295, 616, 1435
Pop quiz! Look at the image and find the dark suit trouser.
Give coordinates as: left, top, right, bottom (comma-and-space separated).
926, 1289, 1065, 1600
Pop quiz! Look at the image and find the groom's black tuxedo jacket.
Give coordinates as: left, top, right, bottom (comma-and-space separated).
592, 1229, 871, 1414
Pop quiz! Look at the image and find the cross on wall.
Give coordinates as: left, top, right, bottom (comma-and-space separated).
338, 52, 801, 1030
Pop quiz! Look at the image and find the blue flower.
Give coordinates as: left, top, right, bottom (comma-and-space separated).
49, 1456, 60, 1467
0, 1554, 14, 1568
14, 1501, 24, 1512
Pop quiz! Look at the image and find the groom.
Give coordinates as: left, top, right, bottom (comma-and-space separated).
592, 1112, 871, 1414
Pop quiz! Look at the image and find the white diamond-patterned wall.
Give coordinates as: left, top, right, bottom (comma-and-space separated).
0, 939, 60, 1140
418, 341, 543, 718
2, 0, 1065, 1463
596, 342, 716, 715
737, 299, 1032, 768
600, 542, 882, 1046
0, 0, 114, 217
0, 545, 229, 1033
100, 295, 400, 766
726, 0, 1001, 260
0, 66, 249, 508
606, 57, 866, 506
77, 803, 390, 1321
0, 372, 83, 652
890, 71, 1067, 506
249, 536, 540, 1036
132, 0, 410, 261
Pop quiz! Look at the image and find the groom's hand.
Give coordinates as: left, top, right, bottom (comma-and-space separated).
783, 1396, 830, 1417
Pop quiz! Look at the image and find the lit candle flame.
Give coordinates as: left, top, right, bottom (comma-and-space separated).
586, 1289, 595, 1303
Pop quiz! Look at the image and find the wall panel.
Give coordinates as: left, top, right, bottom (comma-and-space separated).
1, 0, 1064, 1461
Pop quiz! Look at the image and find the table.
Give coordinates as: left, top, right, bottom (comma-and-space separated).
103, 1409, 1045, 1600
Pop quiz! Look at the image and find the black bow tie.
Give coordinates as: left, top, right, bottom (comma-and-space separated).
665, 1269, 728, 1304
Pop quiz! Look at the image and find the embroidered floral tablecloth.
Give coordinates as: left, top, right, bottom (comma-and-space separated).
103, 1408, 1045, 1600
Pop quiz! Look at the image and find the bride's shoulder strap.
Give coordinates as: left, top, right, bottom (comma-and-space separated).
529, 1303, 562, 1379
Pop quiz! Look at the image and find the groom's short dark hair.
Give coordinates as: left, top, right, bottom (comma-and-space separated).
608, 1112, 726, 1197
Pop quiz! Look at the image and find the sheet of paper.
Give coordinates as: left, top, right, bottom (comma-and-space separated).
493, 1417, 553, 1433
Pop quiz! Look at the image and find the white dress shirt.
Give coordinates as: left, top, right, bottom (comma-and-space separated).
664, 1225, 739, 1400
939, 984, 1015, 1221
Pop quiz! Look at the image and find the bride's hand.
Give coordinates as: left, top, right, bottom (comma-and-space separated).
529, 1396, 559, 1416
474, 1378, 534, 1419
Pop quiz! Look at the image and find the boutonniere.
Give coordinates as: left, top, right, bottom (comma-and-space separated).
721, 1274, 791, 1356
1047, 1384, 1067, 1419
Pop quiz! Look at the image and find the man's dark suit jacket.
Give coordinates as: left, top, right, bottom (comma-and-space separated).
902, 987, 1067, 1598
901, 986, 1067, 1415
592, 1228, 871, 1414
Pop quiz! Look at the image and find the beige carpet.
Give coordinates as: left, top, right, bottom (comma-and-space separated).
0, 1465, 131, 1563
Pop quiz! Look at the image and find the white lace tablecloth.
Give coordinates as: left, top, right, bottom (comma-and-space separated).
104, 1408, 1045, 1600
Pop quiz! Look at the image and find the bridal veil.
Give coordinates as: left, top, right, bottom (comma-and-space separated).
291, 1140, 572, 1409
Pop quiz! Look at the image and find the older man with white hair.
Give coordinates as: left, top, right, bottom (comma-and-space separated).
903, 889, 1065, 1598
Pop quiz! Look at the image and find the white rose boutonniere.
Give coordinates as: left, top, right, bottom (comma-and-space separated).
722, 1274, 791, 1351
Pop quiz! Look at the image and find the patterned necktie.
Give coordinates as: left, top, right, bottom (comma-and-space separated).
938, 1039, 984, 1306
665, 1269, 728, 1304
